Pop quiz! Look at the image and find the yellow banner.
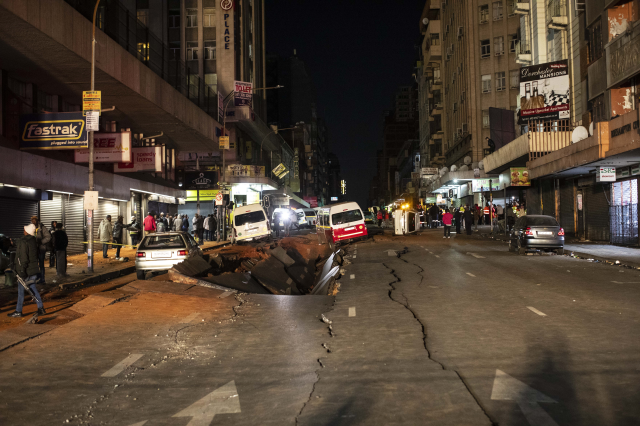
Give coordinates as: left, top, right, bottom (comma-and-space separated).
186, 189, 220, 201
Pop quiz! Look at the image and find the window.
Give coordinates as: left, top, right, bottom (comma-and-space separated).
140, 235, 186, 250
204, 73, 217, 92
494, 36, 504, 55
137, 9, 149, 26
186, 8, 197, 27
37, 89, 54, 112
204, 40, 216, 60
482, 74, 491, 93
587, 19, 603, 63
168, 9, 180, 28
493, 1, 503, 20
169, 41, 180, 60
508, 0, 517, 16
483, 110, 490, 128
496, 72, 506, 91
203, 7, 215, 27
137, 42, 149, 61
235, 211, 266, 226
430, 33, 440, 45
453, 102, 458, 112
433, 67, 441, 81
481, 39, 491, 58
479, 4, 489, 23
187, 41, 198, 60
510, 70, 519, 88
509, 34, 518, 53
331, 209, 363, 225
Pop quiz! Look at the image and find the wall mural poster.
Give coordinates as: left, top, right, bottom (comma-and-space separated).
518, 59, 570, 124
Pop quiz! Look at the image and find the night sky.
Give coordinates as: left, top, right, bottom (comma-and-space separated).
265, 1, 425, 207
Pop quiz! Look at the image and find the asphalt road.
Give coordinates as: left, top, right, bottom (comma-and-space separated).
1, 229, 638, 425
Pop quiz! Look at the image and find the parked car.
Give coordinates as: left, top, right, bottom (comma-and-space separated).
316, 201, 368, 249
363, 211, 375, 224
135, 231, 202, 280
231, 204, 271, 244
508, 215, 565, 255
294, 208, 318, 228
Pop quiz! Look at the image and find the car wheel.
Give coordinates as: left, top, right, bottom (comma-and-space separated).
136, 270, 146, 280
517, 239, 526, 255
556, 248, 564, 255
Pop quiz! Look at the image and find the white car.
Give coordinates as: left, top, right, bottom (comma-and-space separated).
231, 204, 271, 244
135, 232, 202, 280
295, 208, 317, 228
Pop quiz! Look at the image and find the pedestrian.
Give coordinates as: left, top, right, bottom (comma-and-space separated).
197, 214, 205, 241
143, 211, 156, 236
49, 220, 58, 268
173, 214, 183, 233
98, 215, 113, 259
181, 215, 190, 232
203, 214, 211, 241
31, 216, 51, 284
167, 214, 175, 231
377, 210, 383, 227
464, 205, 473, 235
156, 215, 167, 232
53, 223, 68, 277
429, 204, 438, 228
484, 204, 490, 225
192, 214, 199, 239
454, 208, 461, 235
283, 209, 292, 237
127, 216, 140, 246
443, 208, 453, 239
210, 214, 217, 240
7, 223, 45, 317
274, 212, 281, 238
112, 216, 125, 259
473, 205, 481, 231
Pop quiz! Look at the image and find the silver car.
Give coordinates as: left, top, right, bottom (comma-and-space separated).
135, 231, 202, 280
509, 215, 565, 255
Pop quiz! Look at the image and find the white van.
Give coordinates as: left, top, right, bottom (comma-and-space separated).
295, 208, 318, 228
316, 201, 368, 248
231, 204, 271, 244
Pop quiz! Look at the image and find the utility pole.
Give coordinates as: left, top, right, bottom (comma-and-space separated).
87, 0, 101, 273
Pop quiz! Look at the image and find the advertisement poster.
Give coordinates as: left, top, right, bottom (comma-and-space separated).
20, 112, 87, 149
509, 167, 531, 187
472, 179, 500, 193
74, 132, 132, 163
519, 59, 570, 124
421, 167, 438, 176
228, 165, 265, 177
114, 146, 162, 173
234, 81, 253, 107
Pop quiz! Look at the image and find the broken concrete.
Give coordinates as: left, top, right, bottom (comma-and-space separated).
204, 273, 270, 294
286, 264, 316, 294
171, 255, 212, 277
269, 246, 296, 267
251, 256, 296, 295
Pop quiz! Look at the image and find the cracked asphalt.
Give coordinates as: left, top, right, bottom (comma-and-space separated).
1, 229, 640, 425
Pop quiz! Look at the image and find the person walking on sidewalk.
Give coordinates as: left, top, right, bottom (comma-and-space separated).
173, 215, 183, 233
127, 216, 140, 246
473, 205, 481, 232
143, 212, 156, 236
454, 208, 461, 235
48, 220, 58, 268
99, 215, 113, 259
31, 216, 51, 284
203, 214, 211, 241
112, 216, 126, 260
377, 210, 383, 227
443, 209, 453, 239
53, 223, 68, 278
464, 205, 473, 235
7, 224, 45, 317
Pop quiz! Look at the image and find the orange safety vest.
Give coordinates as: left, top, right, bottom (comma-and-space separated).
483, 206, 490, 215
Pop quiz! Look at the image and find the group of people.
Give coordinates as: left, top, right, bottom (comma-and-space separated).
426, 201, 527, 237
140, 211, 219, 243
273, 209, 295, 238
98, 215, 139, 259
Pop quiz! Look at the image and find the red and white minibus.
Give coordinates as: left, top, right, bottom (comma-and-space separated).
316, 202, 368, 248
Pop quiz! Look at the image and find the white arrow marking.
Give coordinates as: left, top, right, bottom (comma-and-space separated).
491, 370, 558, 426
101, 354, 144, 377
350, 274, 355, 279
527, 307, 547, 317
128, 422, 148, 426
611, 281, 640, 284
353, 255, 357, 259
467, 252, 486, 259
466, 273, 476, 277
385, 250, 397, 256
349, 307, 356, 317
173, 381, 241, 426
435, 255, 440, 258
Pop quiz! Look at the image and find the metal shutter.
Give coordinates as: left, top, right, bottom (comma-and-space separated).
0, 198, 39, 240
560, 180, 575, 235
64, 195, 86, 255
526, 183, 541, 215
133, 193, 142, 225
40, 194, 62, 231
585, 184, 610, 242
92, 199, 120, 250
542, 180, 555, 217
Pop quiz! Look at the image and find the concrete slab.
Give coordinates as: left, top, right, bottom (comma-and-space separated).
250, 256, 295, 295
204, 273, 270, 294
269, 246, 295, 267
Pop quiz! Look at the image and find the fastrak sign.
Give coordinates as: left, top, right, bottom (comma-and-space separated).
114, 146, 162, 173
74, 132, 132, 163
19, 112, 87, 150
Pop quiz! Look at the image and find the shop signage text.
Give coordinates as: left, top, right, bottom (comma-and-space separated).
20, 112, 87, 150
596, 167, 616, 182
611, 120, 639, 138
114, 146, 162, 173
224, 11, 232, 49
74, 132, 132, 163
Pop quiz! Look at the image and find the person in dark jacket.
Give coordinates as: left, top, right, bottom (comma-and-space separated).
429, 204, 439, 228
112, 216, 125, 259
31, 216, 51, 284
8, 224, 45, 317
127, 216, 141, 246
464, 205, 473, 235
454, 208, 462, 235
53, 223, 68, 277
49, 220, 58, 268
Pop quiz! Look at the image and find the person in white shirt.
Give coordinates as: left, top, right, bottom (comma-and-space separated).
203, 215, 211, 241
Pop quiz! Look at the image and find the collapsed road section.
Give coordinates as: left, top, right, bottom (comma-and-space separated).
166, 235, 349, 296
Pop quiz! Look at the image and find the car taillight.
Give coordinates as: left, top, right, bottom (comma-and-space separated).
525, 227, 534, 236
558, 228, 565, 236
177, 250, 187, 256
136, 252, 145, 258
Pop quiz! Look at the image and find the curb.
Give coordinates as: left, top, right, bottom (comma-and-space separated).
57, 265, 136, 290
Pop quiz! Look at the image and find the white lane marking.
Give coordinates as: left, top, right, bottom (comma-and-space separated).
467, 252, 486, 259
354, 250, 358, 255
466, 273, 476, 277
491, 369, 558, 426
386, 250, 397, 256
101, 354, 144, 377
353, 255, 357, 259
527, 307, 547, 317
434, 255, 440, 258
611, 281, 640, 284
350, 274, 355, 279
180, 312, 201, 323
218, 291, 235, 299
173, 380, 241, 425
349, 307, 356, 317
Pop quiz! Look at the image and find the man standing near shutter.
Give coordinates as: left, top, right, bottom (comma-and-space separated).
99, 215, 114, 259
31, 216, 51, 284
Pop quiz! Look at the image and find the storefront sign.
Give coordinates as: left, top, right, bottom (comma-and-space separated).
611, 120, 639, 138
74, 132, 132, 163
114, 146, 162, 173
227, 165, 265, 177
86, 110, 99, 131
472, 179, 500, 192
518, 60, 570, 124
436, 194, 444, 204
616, 167, 630, 180
631, 164, 640, 176
219, 136, 229, 150
608, 28, 640, 88
234, 81, 252, 107
272, 163, 288, 178
186, 189, 219, 202
82, 91, 101, 114
509, 167, 531, 187
19, 112, 87, 150
596, 167, 616, 182
184, 171, 218, 189
421, 167, 438, 176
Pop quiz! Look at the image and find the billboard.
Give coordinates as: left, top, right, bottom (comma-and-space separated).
472, 179, 500, 193
20, 112, 87, 150
519, 60, 570, 124
114, 147, 162, 173
227, 165, 265, 177
509, 167, 531, 187
74, 132, 132, 163
234, 81, 253, 107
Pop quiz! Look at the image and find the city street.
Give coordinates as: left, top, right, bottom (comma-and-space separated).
1, 230, 639, 426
